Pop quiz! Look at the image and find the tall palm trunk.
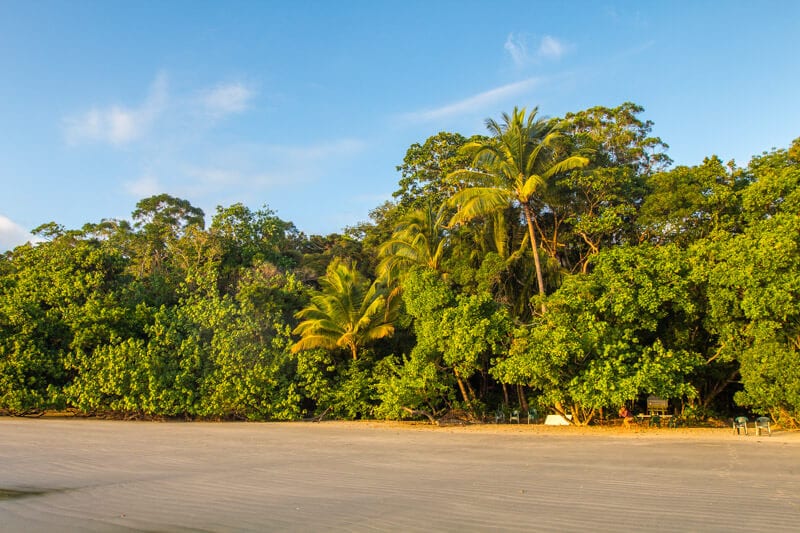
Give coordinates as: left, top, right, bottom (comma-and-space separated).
523, 203, 547, 309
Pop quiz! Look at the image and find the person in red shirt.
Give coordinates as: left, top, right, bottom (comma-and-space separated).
619, 405, 635, 426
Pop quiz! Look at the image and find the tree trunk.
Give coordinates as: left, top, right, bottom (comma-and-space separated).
517, 385, 528, 412
522, 203, 547, 312
701, 369, 739, 409
480, 355, 489, 399
578, 232, 600, 274
453, 369, 470, 405
465, 378, 477, 406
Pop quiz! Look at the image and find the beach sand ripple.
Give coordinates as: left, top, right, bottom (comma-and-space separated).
1, 419, 798, 531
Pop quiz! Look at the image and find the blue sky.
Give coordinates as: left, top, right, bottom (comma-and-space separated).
1, 1, 798, 250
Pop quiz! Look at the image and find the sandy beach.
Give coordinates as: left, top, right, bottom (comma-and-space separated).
1, 418, 798, 532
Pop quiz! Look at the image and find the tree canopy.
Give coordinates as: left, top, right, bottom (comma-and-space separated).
2, 104, 798, 427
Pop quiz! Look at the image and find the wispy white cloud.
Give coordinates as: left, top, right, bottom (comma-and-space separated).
504, 33, 571, 67
504, 34, 529, 67
124, 174, 163, 197
199, 82, 255, 117
0, 215, 34, 250
538, 35, 567, 60
64, 73, 168, 146
400, 78, 541, 123
177, 137, 368, 197
64, 75, 259, 148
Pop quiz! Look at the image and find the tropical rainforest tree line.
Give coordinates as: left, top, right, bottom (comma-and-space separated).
2, 102, 799, 427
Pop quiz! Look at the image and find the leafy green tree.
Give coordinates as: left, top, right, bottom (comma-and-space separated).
493, 244, 702, 424
740, 139, 800, 225
67, 261, 305, 420
695, 143, 800, 425
401, 268, 511, 411
0, 234, 132, 412
448, 107, 589, 303
293, 232, 368, 283
291, 259, 398, 360
394, 131, 484, 210
562, 103, 671, 175
193, 263, 304, 420
440, 292, 512, 407
293, 349, 379, 419
639, 157, 747, 246
374, 352, 455, 421
81, 218, 136, 248
343, 200, 404, 275
132, 194, 206, 240
700, 213, 800, 426
210, 203, 298, 273
547, 104, 668, 271
126, 195, 207, 306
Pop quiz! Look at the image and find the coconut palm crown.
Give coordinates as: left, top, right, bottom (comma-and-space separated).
376, 200, 449, 285
447, 106, 589, 302
291, 258, 398, 360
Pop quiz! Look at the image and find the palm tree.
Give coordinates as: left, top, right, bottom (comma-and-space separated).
448, 107, 588, 303
376, 201, 449, 284
291, 259, 398, 360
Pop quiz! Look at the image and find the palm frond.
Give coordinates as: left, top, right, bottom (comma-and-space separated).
362, 323, 395, 343
292, 259, 396, 358
519, 174, 545, 203
290, 334, 339, 354
448, 187, 512, 225
542, 155, 590, 179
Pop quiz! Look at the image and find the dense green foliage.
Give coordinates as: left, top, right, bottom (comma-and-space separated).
1, 104, 798, 427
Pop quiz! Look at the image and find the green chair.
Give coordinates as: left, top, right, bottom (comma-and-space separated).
733, 416, 749, 435
494, 408, 505, 424
755, 416, 771, 436
527, 408, 539, 424
509, 409, 520, 423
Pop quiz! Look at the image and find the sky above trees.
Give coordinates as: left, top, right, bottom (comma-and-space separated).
1, 0, 798, 250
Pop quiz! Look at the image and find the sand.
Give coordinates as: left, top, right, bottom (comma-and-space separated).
1, 418, 798, 532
